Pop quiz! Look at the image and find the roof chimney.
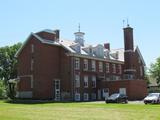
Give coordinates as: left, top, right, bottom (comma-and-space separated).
104, 43, 110, 50
54, 29, 60, 41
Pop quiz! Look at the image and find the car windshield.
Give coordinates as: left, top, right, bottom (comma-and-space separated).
109, 93, 119, 99
148, 93, 159, 97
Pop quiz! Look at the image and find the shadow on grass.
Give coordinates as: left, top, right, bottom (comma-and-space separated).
4, 99, 74, 105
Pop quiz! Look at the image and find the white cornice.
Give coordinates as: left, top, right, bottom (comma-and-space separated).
66, 53, 124, 64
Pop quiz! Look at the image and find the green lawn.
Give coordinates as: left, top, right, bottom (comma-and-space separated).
0, 100, 160, 120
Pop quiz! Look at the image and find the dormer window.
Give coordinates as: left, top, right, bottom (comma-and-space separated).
70, 44, 81, 53
89, 47, 93, 56
95, 45, 104, 58
75, 45, 81, 53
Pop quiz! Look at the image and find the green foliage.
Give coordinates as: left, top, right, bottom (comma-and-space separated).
149, 57, 160, 86
144, 70, 150, 85
0, 43, 22, 83
0, 43, 22, 98
0, 80, 6, 98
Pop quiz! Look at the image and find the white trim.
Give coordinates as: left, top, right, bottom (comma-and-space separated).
124, 69, 136, 72
124, 49, 134, 52
15, 33, 33, 57
15, 33, 60, 57
135, 46, 146, 66
66, 53, 124, 64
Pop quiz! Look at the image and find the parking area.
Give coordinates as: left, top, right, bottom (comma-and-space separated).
89, 100, 144, 104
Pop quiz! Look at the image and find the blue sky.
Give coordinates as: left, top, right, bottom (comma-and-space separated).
0, 0, 160, 67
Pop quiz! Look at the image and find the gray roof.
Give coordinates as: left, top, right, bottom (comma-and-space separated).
15, 29, 145, 65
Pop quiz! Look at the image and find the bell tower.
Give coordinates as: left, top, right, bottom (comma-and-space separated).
123, 24, 136, 79
74, 24, 85, 46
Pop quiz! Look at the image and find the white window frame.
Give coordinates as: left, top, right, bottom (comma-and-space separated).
112, 64, 116, 73
89, 47, 93, 56
83, 59, 88, 71
83, 93, 89, 101
118, 64, 122, 74
92, 76, 96, 88
119, 88, 126, 95
91, 60, 96, 71
75, 58, 80, 70
99, 62, 103, 72
75, 74, 80, 88
75, 93, 80, 101
106, 63, 110, 73
84, 75, 88, 88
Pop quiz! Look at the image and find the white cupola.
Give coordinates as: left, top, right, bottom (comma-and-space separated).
74, 24, 85, 46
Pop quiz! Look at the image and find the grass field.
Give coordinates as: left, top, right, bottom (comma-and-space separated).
0, 100, 160, 120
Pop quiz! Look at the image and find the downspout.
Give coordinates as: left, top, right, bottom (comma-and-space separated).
71, 55, 75, 101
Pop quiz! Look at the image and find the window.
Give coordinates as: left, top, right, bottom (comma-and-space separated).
91, 93, 96, 100
118, 64, 122, 74
124, 74, 134, 80
91, 60, 96, 71
83, 59, 88, 71
75, 93, 80, 101
83, 93, 89, 101
98, 62, 103, 72
112, 64, 116, 73
89, 47, 93, 56
31, 59, 34, 71
75, 74, 80, 88
75, 58, 80, 70
110, 75, 120, 81
106, 63, 110, 73
31, 44, 34, 53
84, 75, 88, 88
119, 88, 126, 95
75, 88, 80, 93
75, 45, 81, 53
92, 76, 96, 88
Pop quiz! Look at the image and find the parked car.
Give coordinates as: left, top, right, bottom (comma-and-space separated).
144, 93, 160, 104
105, 93, 128, 103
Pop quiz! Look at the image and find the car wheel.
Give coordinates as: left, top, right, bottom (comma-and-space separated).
125, 100, 128, 104
144, 102, 147, 104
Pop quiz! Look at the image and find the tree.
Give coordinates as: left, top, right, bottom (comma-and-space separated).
0, 80, 6, 98
0, 43, 22, 98
149, 57, 160, 86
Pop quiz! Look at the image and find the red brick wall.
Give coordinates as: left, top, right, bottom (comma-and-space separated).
17, 77, 31, 91
101, 79, 147, 100
37, 32, 56, 41
17, 36, 38, 93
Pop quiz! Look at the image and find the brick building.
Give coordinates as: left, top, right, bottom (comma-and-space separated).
15, 25, 147, 101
